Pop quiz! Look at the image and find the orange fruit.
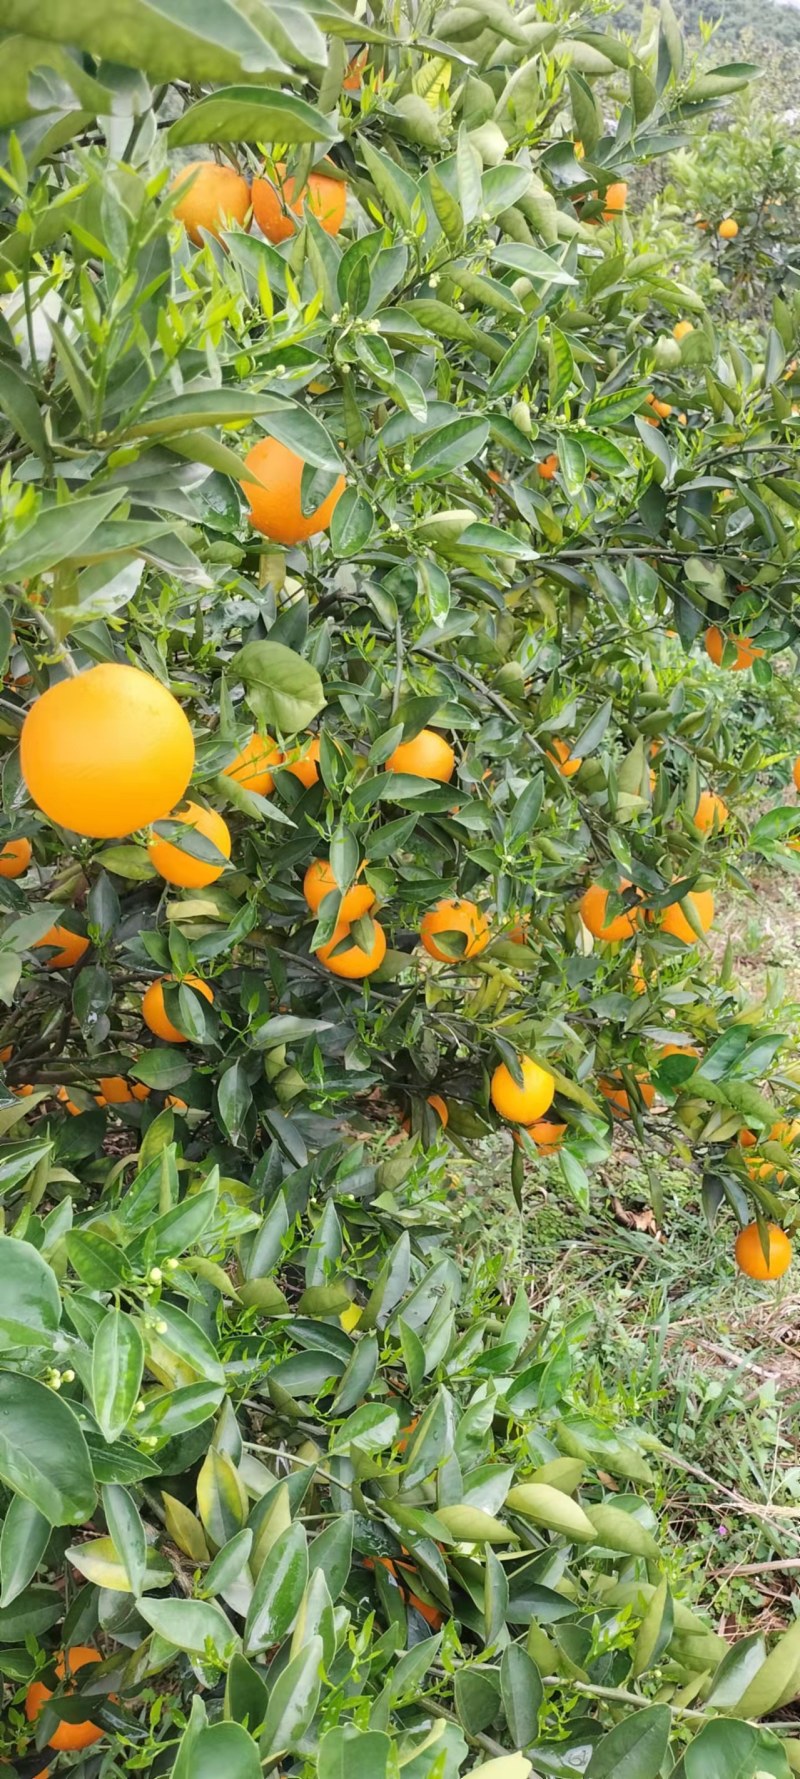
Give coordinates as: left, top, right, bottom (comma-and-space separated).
283, 736, 321, 788
148, 801, 231, 889
420, 898, 489, 963
25, 1646, 104, 1752
579, 881, 639, 943
0, 836, 31, 877
33, 924, 89, 970
744, 1118, 800, 1184
0, 1044, 13, 1063
403, 1093, 449, 1134
21, 665, 194, 839
165, 1093, 188, 1112
547, 737, 581, 778
538, 453, 558, 480
693, 790, 729, 832
719, 217, 739, 240
599, 1074, 655, 1118
57, 1087, 82, 1116
343, 49, 369, 91
13, 1083, 34, 1096
673, 320, 694, 341
524, 1119, 566, 1153
602, 180, 627, 219
170, 161, 250, 245
96, 1076, 150, 1107
318, 918, 386, 978
631, 957, 648, 996
658, 1043, 700, 1062
142, 975, 214, 1044
734, 1222, 792, 1281
251, 165, 347, 243
660, 889, 714, 945
793, 758, 800, 793
303, 858, 375, 922
241, 436, 345, 546
646, 394, 672, 420
223, 734, 281, 796
739, 1128, 758, 1150
491, 1056, 555, 1125
704, 626, 764, 671
386, 729, 455, 782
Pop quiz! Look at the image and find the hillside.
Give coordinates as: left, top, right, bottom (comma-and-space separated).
615, 0, 800, 50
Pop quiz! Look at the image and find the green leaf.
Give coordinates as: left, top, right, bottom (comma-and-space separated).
500, 1643, 542, 1747
735, 1615, 800, 1718
684, 1718, 791, 1779
232, 640, 326, 737
102, 1482, 149, 1595
259, 1633, 323, 1759
308, 1514, 353, 1602
181, 1722, 262, 1779
66, 1533, 172, 1594
586, 1705, 672, 1778
203, 1528, 254, 1599
0, 1235, 60, 1342
0, 492, 121, 580
505, 1483, 596, 1541
139, 1595, 237, 1659
0, 0, 294, 83
329, 489, 374, 556
410, 416, 489, 477
0, 1495, 50, 1608
0, 1371, 95, 1525
245, 1520, 308, 1654
0, 362, 50, 463
92, 1310, 144, 1442
67, 1229, 130, 1290
317, 1727, 393, 1779
487, 320, 541, 399
169, 88, 339, 148
0, 1583, 62, 1644
632, 1574, 673, 1677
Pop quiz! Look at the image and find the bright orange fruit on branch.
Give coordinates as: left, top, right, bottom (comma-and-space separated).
304, 858, 375, 922
718, 217, 739, 239
693, 790, 729, 832
599, 1074, 655, 1118
491, 1056, 555, 1125
33, 924, 89, 969
537, 453, 558, 480
252, 165, 347, 243
524, 1119, 566, 1153
386, 729, 455, 782
704, 626, 763, 671
142, 976, 214, 1044
420, 898, 489, 962
25, 1646, 104, 1752
318, 919, 386, 978
0, 836, 31, 877
241, 436, 345, 546
734, 1222, 792, 1281
546, 737, 581, 778
673, 320, 694, 341
96, 1076, 150, 1107
148, 802, 231, 889
602, 180, 627, 219
223, 734, 281, 796
171, 161, 250, 245
579, 881, 639, 942
283, 736, 321, 787
21, 664, 194, 839
659, 889, 714, 945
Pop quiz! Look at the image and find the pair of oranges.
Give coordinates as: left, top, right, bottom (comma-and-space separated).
579, 880, 714, 947
303, 857, 386, 980
170, 159, 346, 248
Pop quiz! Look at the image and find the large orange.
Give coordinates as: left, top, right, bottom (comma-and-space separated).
547, 738, 581, 778
57, 1086, 82, 1116
241, 436, 345, 546
142, 975, 214, 1043
251, 165, 347, 243
660, 889, 714, 945
602, 180, 627, 219
0, 836, 31, 877
579, 881, 639, 943
734, 1222, 792, 1281
223, 734, 281, 796
704, 626, 763, 671
304, 858, 375, 922
719, 217, 739, 239
33, 924, 89, 970
599, 1073, 655, 1118
386, 729, 455, 782
96, 1075, 150, 1107
420, 898, 489, 963
693, 790, 728, 832
148, 802, 231, 889
318, 918, 386, 978
21, 665, 194, 839
524, 1119, 566, 1153
171, 161, 250, 245
491, 1056, 555, 1125
283, 736, 321, 787
25, 1646, 104, 1752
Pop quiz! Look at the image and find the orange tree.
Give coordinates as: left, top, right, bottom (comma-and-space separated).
1, 2, 800, 1775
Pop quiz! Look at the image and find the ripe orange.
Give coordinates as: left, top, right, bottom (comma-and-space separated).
13, 1083, 34, 1096
793, 758, 800, 793
21, 665, 194, 839
251, 165, 347, 243
744, 1118, 800, 1183
631, 957, 648, 996
538, 453, 558, 480
57, 1086, 82, 1116
734, 1222, 792, 1281
579, 881, 639, 943
304, 858, 375, 922
547, 737, 581, 778
170, 161, 250, 245
318, 918, 386, 978
283, 736, 321, 787
599, 1073, 655, 1118
33, 924, 89, 969
142, 975, 214, 1044
704, 626, 764, 671
0, 836, 31, 877
25, 1646, 104, 1752
223, 733, 281, 796
645, 394, 672, 420
524, 1119, 566, 1153
96, 1076, 150, 1107
660, 889, 714, 945
602, 180, 627, 219
693, 790, 729, 832
719, 217, 739, 240
0, 1044, 12, 1063
673, 320, 694, 341
491, 1055, 555, 1125
402, 1093, 449, 1135
343, 49, 369, 91
148, 801, 231, 889
420, 898, 489, 963
658, 1042, 700, 1062
386, 729, 455, 782
241, 436, 345, 546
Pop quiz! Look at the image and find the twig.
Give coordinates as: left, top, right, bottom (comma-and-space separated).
32, 606, 78, 677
